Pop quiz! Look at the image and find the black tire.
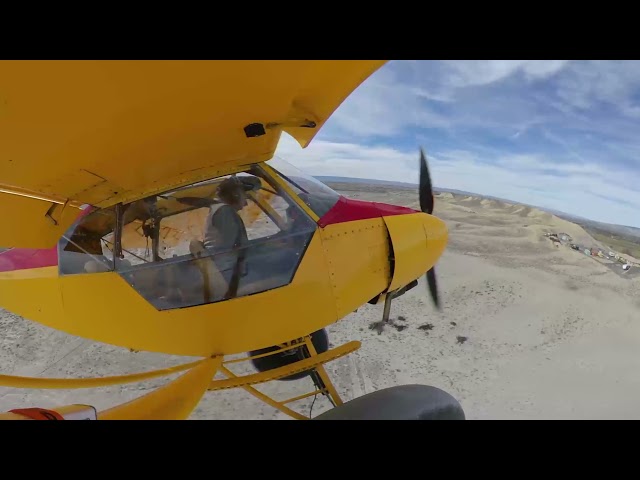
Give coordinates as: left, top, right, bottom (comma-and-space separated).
249, 328, 329, 381
313, 384, 466, 420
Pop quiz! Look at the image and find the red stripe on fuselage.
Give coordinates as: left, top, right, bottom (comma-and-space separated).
317, 196, 418, 228
0, 207, 93, 273
0, 246, 58, 273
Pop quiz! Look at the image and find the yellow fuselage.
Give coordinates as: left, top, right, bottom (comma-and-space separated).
0, 169, 447, 357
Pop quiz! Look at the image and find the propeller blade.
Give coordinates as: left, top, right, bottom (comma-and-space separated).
426, 267, 440, 309
419, 147, 434, 215
418, 147, 440, 309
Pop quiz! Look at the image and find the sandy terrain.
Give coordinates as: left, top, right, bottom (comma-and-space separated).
2, 185, 640, 419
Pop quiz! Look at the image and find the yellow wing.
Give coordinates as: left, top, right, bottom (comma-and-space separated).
0, 60, 386, 248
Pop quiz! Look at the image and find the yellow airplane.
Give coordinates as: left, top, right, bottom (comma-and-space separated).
0, 60, 462, 420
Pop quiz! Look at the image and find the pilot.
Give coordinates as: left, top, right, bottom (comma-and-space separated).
177, 175, 254, 253
203, 176, 250, 251
175, 175, 261, 300
198, 176, 255, 298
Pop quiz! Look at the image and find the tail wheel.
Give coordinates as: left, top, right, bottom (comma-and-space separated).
248, 328, 329, 381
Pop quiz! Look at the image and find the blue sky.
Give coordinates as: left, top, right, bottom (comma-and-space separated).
274, 60, 640, 228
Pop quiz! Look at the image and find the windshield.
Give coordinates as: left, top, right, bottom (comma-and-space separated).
267, 156, 341, 218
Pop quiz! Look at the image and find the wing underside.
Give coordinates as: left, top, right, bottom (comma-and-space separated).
0, 60, 386, 248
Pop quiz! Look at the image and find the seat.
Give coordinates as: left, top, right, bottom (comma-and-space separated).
312, 384, 465, 420
83, 259, 111, 273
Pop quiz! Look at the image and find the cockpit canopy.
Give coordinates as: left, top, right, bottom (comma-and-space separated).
58, 160, 340, 311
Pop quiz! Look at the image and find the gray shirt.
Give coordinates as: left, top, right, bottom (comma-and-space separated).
203, 204, 248, 273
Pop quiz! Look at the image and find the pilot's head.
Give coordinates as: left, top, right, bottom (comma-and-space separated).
217, 177, 249, 210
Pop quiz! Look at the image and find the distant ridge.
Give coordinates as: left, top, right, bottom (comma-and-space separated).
314, 175, 517, 199
314, 175, 640, 239
314, 175, 418, 189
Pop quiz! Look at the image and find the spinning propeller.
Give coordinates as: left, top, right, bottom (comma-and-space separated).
419, 147, 440, 310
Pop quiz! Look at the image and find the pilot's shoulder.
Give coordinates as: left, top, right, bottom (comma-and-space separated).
212, 204, 240, 223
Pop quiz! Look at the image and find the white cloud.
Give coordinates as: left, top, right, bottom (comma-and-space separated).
441, 60, 568, 88
274, 134, 419, 183
521, 60, 569, 79
324, 65, 450, 139
271, 60, 640, 228
274, 134, 640, 227
321, 60, 572, 142
553, 61, 640, 116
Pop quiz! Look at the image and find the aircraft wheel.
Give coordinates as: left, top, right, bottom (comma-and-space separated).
249, 328, 329, 381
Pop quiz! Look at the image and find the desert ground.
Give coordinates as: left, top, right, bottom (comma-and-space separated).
2, 183, 640, 419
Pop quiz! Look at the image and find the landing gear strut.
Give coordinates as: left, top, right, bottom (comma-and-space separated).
370, 279, 418, 334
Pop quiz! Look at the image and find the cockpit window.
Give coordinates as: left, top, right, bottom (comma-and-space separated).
58, 207, 117, 274
267, 156, 340, 218
58, 164, 317, 311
